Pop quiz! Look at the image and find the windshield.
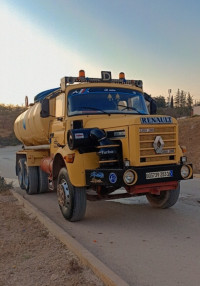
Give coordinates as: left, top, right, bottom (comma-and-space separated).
68, 87, 149, 116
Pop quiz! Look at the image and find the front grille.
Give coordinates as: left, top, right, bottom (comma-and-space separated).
139, 125, 177, 164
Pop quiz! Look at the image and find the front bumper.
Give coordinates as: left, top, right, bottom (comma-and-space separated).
86, 164, 193, 187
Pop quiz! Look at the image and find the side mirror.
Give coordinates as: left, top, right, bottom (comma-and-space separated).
40, 98, 50, 118
150, 100, 157, 114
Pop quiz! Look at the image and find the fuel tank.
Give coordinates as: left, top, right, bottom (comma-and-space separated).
14, 102, 51, 146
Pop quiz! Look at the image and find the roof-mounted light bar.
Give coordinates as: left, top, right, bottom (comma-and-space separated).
60, 70, 143, 91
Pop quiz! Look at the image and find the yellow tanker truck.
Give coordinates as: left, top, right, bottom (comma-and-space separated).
14, 70, 193, 221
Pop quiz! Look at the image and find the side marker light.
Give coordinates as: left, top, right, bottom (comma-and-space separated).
64, 154, 75, 163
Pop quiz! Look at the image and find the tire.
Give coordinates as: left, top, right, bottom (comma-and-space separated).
38, 168, 49, 193
146, 182, 180, 209
57, 168, 87, 222
24, 162, 39, 195
17, 158, 26, 189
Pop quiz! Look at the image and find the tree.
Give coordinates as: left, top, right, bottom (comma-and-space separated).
186, 92, 193, 110
180, 90, 186, 107
153, 96, 166, 108
170, 95, 174, 108
175, 89, 181, 107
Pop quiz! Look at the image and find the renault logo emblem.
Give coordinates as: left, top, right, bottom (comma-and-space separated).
153, 136, 164, 154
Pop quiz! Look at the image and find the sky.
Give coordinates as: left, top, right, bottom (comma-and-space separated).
0, 0, 200, 105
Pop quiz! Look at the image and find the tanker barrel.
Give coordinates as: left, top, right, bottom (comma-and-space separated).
14, 101, 52, 146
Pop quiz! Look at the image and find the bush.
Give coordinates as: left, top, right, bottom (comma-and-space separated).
0, 104, 26, 147
0, 176, 13, 192
0, 132, 21, 147
157, 107, 192, 118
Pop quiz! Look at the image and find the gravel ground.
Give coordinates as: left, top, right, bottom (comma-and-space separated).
0, 190, 104, 286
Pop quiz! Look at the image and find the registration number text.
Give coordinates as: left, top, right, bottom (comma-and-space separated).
146, 170, 173, 180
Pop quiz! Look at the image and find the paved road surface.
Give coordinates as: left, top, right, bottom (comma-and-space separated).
1, 146, 200, 286
0, 145, 20, 179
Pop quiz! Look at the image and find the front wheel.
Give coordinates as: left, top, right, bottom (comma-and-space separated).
57, 168, 87, 222
146, 182, 180, 209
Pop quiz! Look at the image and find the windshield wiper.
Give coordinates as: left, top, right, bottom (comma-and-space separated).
80, 106, 109, 114
117, 104, 145, 115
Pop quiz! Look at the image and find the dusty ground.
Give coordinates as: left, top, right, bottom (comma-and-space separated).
178, 116, 200, 173
0, 190, 104, 286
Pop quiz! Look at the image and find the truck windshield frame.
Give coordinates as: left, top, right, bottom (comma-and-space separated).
67, 87, 149, 116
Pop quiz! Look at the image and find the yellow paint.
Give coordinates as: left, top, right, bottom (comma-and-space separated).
16, 150, 49, 166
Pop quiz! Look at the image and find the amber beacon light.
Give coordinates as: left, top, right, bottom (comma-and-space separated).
79, 69, 85, 78
119, 72, 125, 79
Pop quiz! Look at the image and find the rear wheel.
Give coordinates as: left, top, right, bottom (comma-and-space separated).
17, 158, 26, 189
38, 168, 49, 193
24, 162, 39, 195
146, 182, 180, 209
57, 168, 87, 222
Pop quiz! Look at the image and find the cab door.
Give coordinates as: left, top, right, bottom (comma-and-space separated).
50, 93, 66, 155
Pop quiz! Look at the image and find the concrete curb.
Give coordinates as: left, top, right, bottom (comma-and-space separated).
194, 174, 200, 178
11, 189, 129, 286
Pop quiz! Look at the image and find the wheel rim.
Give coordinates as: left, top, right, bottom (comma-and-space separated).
18, 165, 23, 186
24, 163, 29, 190
57, 179, 70, 210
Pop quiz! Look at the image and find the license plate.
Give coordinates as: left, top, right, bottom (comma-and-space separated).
146, 170, 173, 180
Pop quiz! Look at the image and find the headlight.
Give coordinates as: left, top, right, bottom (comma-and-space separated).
181, 165, 190, 178
123, 170, 137, 185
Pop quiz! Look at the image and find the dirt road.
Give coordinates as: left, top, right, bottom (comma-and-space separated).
16, 179, 200, 286
0, 189, 103, 286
